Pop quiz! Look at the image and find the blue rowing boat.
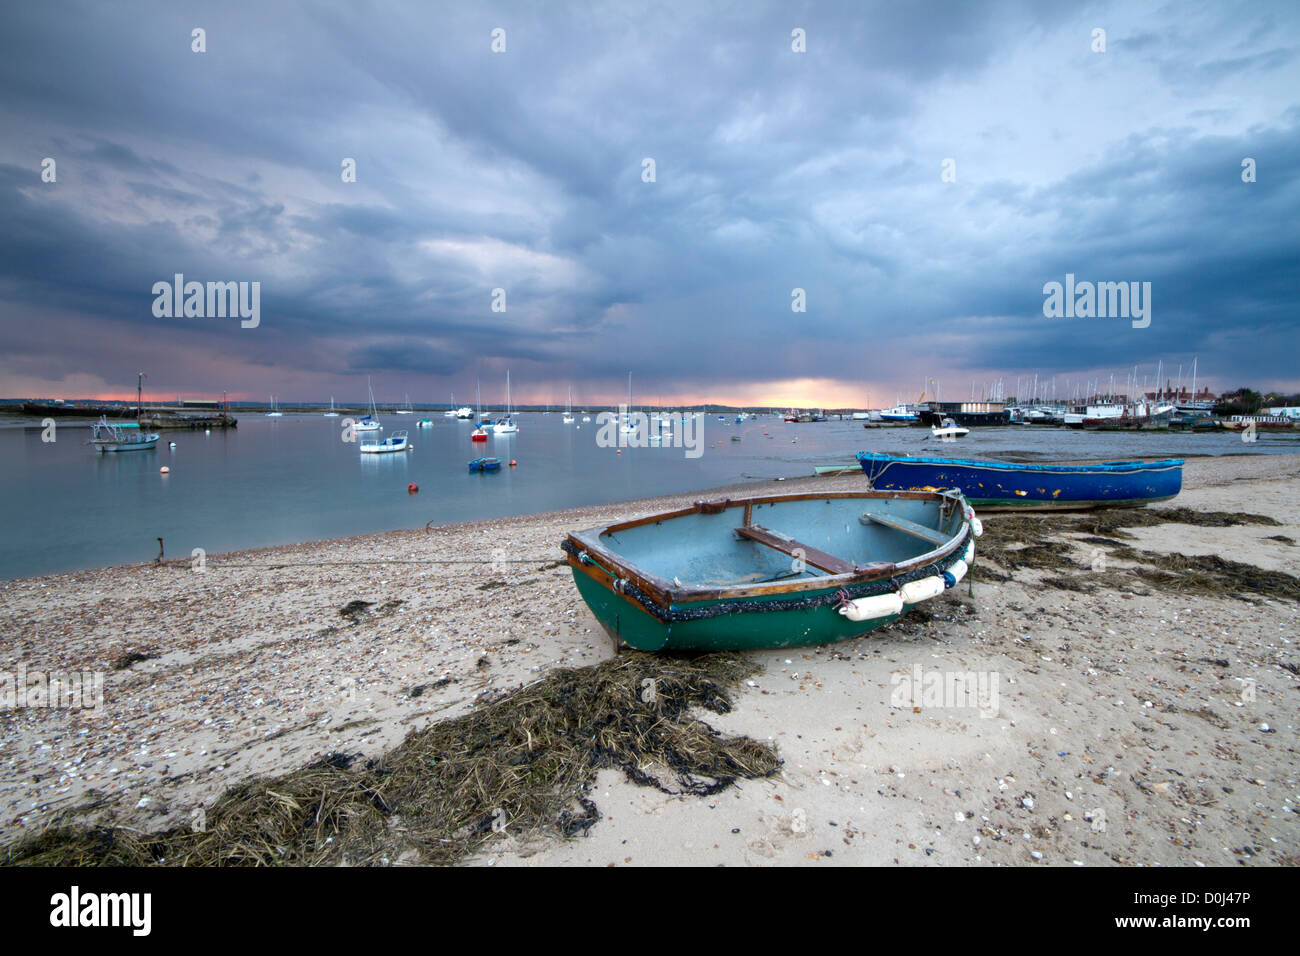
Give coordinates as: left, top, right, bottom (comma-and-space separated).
856, 453, 1183, 511
468, 456, 502, 472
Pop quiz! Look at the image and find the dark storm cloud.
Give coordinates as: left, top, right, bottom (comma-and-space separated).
0, 0, 1297, 401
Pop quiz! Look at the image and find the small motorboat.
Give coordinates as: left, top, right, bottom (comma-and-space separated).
417, 417, 433, 427
360, 430, 411, 454
857, 453, 1184, 511
930, 417, 969, 439
471, 426, 488, 442
563, 489, 978, 651
468, 456, 502, 471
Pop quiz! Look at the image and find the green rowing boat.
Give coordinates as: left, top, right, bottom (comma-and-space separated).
563, 489, 979, 651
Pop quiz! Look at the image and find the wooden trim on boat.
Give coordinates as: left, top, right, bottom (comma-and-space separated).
565, 490, 969, 606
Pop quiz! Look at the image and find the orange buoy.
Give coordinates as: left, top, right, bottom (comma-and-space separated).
160, 466, 170, 474
407, 482, 418, 494
509, 459, 517, 467
617, 449, 622, 455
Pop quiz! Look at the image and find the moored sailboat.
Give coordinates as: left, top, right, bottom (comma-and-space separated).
355, 377, 382, 432
493, 370, 518, 434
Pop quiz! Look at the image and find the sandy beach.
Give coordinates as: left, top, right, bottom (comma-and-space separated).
2, 453, 1297, 866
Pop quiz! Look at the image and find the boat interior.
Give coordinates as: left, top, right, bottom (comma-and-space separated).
596, 494, 964, 590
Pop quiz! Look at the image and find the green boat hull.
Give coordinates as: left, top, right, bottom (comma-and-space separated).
572, 565, 911, 651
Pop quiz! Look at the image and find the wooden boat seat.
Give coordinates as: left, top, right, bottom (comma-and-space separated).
860, 512, 949, 546
735, 525, 856, 575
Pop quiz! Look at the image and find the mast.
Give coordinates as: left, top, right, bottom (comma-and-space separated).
137, 371, 144, 425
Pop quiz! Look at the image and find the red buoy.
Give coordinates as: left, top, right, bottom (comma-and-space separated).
407, 482, 419, 494
509, 460, 517, 467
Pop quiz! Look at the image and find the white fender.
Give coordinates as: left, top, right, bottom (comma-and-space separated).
900, 575, 945, 604
971, 516, 983, 537
838, 592, 905, 622
963, 541, 976, 564
946, 559, 968, 585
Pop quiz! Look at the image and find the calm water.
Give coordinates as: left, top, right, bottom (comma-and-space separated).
1, 412, 1295, 580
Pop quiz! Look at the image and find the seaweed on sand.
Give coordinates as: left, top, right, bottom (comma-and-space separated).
4, 653, 779, 867
974, 508, 1297, 600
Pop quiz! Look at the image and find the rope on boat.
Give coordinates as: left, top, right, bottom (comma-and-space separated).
560, 529, 973, 624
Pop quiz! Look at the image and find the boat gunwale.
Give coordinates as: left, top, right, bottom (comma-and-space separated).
565, 489, 970, 606
857, 452, 1185, 475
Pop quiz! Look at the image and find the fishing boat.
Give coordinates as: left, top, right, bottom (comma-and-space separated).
355, 378, 382, 432
494, 371, 518, 434
468, 456, 502, 471
930, 417, 969, 439
90, 418, 160, 453
266, 395, 283, 417
323, 397, 339, 417
857, 453, 1184, 511
563, 489, 978, 651
89, 373, 160, 453
877, 403, 919, 423
360, 430, 411, 454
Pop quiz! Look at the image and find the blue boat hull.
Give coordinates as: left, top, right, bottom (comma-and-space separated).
857, 453, 1183, 510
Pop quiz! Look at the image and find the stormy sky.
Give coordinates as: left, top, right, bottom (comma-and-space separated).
1, 0, 1297, 407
